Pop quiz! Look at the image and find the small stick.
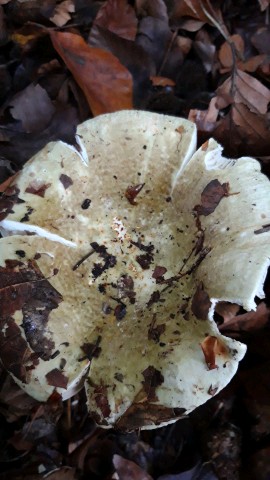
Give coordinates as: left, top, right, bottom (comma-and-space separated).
72, 249, 94, 271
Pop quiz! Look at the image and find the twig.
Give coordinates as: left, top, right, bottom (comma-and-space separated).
72, 249, 94, 271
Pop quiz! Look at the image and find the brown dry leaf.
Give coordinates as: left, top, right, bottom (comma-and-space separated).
215, 302, 240, 324
8, 83, 55, 133
113, 454, 153, 480
171, 0, 228, 37
188, 97, 219, 133
50, 31, 133, 116
201, 336, 228, 370
92, 0, 138, 41
211, 103, 270, 158
219, 302, 270, 332
231, 103, 270, 147
216, 69, 270, 114
218, 35, 267, 73
218, 34, 244, 70
50, 0, 75, 27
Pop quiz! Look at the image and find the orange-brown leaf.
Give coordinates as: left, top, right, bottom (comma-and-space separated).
201, 335, 228, 370
50, 31, 133, 116
150, 76, 175, 87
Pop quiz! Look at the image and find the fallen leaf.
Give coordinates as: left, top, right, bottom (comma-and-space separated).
50, 0, 75, 27
150, 76, 175, 87
251, 27, 270, 55
191, 283, 211, 320
218, 35, 267, 73
88, 25, 154, 107
142, 366, 164, 402
170, 0, 228, 38
50, 31, 133, 116
218, 34, 244, 70
188, 96, 219, 133
0, 173, 18, 193
135, 0, 168, 22
215, 302, 240, 324
201, 336, 228, 370
46, 368, 69, 389
113, 454, 153, 480
219, 302, 270, 332
92, 0, 138, 41
8, 83, 55, 133
194, 179, 229, 216
216, 69, 270, 115
0, 258, 63, 382
125, 183, 145, 205
0, 104, 79, 183
136, 16, 183, 78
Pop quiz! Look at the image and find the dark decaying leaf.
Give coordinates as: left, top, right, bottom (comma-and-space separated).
0, 185, 23, 221
0, 259, 63, 370
81, 337, 102, 360
0, 104, 79, 183
25, 182, 51, 197
59, 173, 73, 189
194, 179, 229, 216
46, 368, 69, 389
92, 0, 138, 41
142, 366, 164, 402
136, 16, 183, 78
113, 454, 153, 480
50, 31, 133, 116
191, 283, 211, 320
0, 318, 39, 384
115, 402, 186, 431
135, 0, 168, 22
8, 83, 55, 133
125, 183, 145, 205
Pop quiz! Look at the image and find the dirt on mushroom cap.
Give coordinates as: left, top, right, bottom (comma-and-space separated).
0, 110, 269, 430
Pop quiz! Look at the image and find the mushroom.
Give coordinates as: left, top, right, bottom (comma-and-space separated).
0, 110, 269, 430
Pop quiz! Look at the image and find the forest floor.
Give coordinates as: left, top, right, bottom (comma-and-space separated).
0, 1, 270, 479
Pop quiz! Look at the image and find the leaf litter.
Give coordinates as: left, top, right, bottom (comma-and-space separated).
0, 0, 270, 478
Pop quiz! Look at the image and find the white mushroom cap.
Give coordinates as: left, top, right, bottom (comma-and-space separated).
0, 110, 269, 430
